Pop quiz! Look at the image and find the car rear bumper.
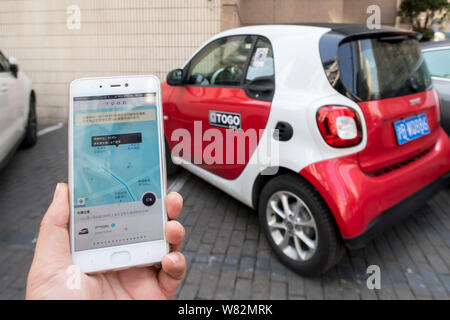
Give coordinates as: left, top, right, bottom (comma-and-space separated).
344, 172, 449, 249
299, 127, 450, 242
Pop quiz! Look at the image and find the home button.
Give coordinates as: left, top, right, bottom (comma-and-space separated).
110, 251, 131, 266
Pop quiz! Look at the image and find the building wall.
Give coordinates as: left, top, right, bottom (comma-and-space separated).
232, 0, 399, 27
0, 0, 221, 124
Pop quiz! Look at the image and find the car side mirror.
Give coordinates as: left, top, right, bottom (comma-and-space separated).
9, 57, 18, 78
167, 68, 184, 86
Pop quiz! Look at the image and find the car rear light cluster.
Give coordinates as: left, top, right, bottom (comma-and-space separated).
316, 105, 362, 148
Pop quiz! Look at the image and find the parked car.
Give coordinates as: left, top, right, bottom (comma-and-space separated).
422, 40, 450, 134
0, 50, 36, 168
162, 24, 450, 275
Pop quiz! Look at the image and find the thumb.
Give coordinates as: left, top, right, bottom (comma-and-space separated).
33, 183, 72, 264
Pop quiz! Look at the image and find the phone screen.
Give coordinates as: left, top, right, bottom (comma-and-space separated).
72, 92, 164, 252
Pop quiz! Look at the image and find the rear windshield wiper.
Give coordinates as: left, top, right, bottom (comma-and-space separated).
391, 56, 425, 96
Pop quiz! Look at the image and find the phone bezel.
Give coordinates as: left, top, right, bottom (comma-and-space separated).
68, 75, 168, 274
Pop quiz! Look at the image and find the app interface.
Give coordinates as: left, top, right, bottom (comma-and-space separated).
72, 93, 164, 251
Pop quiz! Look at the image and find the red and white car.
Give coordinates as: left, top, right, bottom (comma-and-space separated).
162, 24, 450, 275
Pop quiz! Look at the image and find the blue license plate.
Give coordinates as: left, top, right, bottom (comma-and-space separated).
393, 114, 430, 145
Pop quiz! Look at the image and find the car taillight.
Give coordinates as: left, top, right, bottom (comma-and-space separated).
432, 88, 441, 122
316, 105, 362, 148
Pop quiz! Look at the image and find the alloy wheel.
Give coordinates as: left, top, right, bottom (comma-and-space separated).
266, 191, 318, 261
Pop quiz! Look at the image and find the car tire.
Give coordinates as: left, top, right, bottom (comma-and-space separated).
258, 174, 344, 276
21, 93, 37, 148
165, 138, 179, 177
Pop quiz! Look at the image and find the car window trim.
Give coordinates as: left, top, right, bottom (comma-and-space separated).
240, 36, 258, 86
183, 34, 259, 89
241, 36, 275, 85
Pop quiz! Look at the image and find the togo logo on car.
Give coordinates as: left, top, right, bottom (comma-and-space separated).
209, 110, 241, 130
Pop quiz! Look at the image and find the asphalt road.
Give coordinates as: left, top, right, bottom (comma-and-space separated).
0, 124, 449, 300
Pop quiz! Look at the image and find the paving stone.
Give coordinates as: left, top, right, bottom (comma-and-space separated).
241, 239, 257, 258
238, 256, 255, 279
270, 281, 287, 300
255, 250, 271, 272
287, 271, 305, 297
178, 284, 199, 300
342, 286, 360, 300
405, 272, 432, 298
392, 282, 415, 300
304, 278, 323, 300
270, 257, 287, 282
246, 224, 260, 240
217, 269, 237, 289
214, 286, 233, 300
377, 287, 397, 300
288, 295, 306, 300
197, 271, 219, 299
202, 228, 219, 244
224, 246, 241, 265
425, 252, 449, 274
358, 284, 379, 300
185, 263, 205, 285
229, 230, 245, 247
233, 278, 251, 300
212, 236, 230, 255
251, 273, 270, 299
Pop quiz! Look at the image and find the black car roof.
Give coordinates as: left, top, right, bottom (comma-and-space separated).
421, 40, 450, 50
295, 23, 415, 37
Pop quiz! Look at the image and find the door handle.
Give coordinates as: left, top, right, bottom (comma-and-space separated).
244, 76, 274, 101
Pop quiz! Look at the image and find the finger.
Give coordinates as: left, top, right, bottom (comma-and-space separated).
165, 220, 185, 252
41, 183, 70, 228
158, 252, 186, 298
166, 192, 182, 220
34, 183, 72, 262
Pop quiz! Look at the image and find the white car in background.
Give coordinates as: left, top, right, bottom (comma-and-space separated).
422, 40, 450, 134
0, 50, 37, 168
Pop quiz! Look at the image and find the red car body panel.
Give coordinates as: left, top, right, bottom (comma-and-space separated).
357, 89, 440, 173
300, 127, 450, 239
162, 82, 271, 180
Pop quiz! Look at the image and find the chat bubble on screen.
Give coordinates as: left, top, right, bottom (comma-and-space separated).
91, 133, 142, 147
75, 109, 155, 126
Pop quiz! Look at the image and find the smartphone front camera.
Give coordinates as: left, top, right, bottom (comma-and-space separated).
99, 85, 103, 88
125, 83, 129, 87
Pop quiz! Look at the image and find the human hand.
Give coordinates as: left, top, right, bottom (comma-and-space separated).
26, 183, 185, 299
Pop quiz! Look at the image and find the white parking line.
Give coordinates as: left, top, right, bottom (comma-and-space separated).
168, 170, 189, 194
37, 122, 64, 137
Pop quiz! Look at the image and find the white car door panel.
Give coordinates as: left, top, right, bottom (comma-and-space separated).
0, 52, 24, 163
0, 71, 16, 161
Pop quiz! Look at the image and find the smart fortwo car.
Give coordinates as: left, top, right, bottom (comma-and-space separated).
162, 24, 450, 275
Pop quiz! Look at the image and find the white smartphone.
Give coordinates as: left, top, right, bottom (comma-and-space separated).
68, 75, 168, 273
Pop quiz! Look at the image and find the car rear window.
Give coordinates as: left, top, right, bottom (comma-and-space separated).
337, 36, 432, 101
